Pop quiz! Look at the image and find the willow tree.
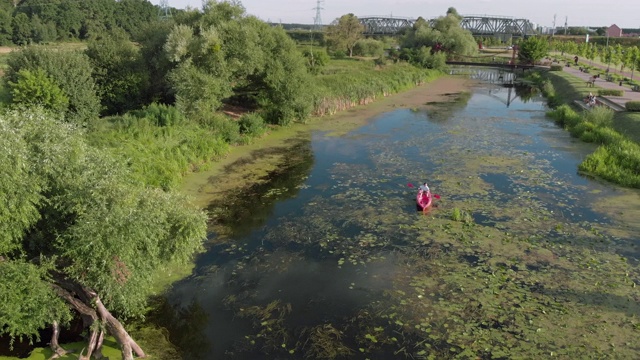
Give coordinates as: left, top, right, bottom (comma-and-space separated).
400, 8, 477, 67
163, 0, 312, 126
0, 108, 207, 360
325, 13, 365, 57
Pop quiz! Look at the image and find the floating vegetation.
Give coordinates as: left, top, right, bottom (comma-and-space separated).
155, 79, 640, 359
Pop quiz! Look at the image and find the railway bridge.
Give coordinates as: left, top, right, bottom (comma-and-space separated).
358, 14, 537, 37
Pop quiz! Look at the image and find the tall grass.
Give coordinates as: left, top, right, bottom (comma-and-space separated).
545, 90, 640, 187
88, 113, 230, 190
312, 61, 442, 116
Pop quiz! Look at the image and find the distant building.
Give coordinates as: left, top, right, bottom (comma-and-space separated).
605, 24, 622, 37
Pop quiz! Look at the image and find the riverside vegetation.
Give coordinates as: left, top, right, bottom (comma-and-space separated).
0, 1, 473, 359
527, 69, 640, 187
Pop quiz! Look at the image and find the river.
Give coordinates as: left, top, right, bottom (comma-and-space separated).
151, 72, 640, 359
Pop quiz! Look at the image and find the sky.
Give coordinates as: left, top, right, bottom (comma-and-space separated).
149, 0, 640, 29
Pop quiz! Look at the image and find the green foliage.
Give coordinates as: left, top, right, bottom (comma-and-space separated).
0, 259, 71, 341
332, 50, 347, 59
90, 112, 230, 189
353, 38, 385, 57
597, 89, 624, 96
517, 36, 549, 64
549, 64, 563, 71
302, 48, 330, 74
4, 46, 101, 126
580, 139, 640, 187
130, 102, 186, 127
85, 28, 149, 115
584, 106, 614, 128
324, 14, 365, 57
238, 112, 266, 137
312, 60, 441, 116
401, 12, 477, 63
0, 107, 207, 345
7, 68, 69, 112
547, 104, 582, 128
625, 101, 640, 111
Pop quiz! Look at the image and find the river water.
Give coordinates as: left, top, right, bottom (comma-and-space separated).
151, 74, 640, 359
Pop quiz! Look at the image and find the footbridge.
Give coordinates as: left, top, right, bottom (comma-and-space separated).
359, 15, 537, 37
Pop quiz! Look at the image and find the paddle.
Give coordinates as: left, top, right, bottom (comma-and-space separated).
407, 183, 441, 199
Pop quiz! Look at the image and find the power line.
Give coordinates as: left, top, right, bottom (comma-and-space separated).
159, 0, 172, 20
313, 0, 324, 31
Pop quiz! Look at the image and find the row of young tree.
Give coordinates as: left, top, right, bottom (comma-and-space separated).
0, 2, 482, 359
551, 39, 640, 76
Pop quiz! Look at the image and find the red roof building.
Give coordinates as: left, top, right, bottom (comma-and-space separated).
606, 24, 622, 37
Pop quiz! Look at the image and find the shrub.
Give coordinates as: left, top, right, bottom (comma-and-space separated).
549, 65, 563, 71
597, 89, 624, 96
238, 112, 266, 137
584, 106, 614, 128
353, 38, 385, 57
130, 103, 185, 127
198, 112, 241, 145
625, 101, 640, 111
547, 104, 580, 127
332, 50, 347, 59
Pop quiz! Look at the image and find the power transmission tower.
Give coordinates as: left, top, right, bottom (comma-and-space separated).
564, 16, 568, 35
552, 14, 556, 37
158, 0, 172, 21
313, 0, 324, 31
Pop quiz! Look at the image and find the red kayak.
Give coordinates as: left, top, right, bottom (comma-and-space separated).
416, 190, 433, 211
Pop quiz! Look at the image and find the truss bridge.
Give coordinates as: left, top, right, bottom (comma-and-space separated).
359, 15, 537, 37
359, 16, 415, 35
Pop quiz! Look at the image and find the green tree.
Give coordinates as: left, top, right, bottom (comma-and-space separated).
0, 9, 13, 45
160, 1, 312, 126
325, 13, 365, 57
11, 12, 32, 45
400, 11, 477, 66
30, 14, 57, 43
0, 108, 207, 360
303, 47, 330, 74
4, 46, 101, 126
517, 36, 549, 64
628, 46, 640, 82
85, 28, 149, 115
8, 68, 69, 112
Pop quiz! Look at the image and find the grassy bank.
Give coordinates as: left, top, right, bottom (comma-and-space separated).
88, 60, 441, 190
541, 71, 640, 187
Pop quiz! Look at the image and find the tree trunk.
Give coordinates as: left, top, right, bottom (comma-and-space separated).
48, 321, 71, 359
51, 278, 146, 360
50, 284, 99, 359
88, 290, 147, 360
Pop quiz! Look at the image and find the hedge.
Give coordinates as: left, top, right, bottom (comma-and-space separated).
625, 101, 640, 111
597, 89, 624, 96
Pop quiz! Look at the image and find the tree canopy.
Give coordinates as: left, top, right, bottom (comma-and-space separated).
400, 10, 477, 69
325, 13, 365, 57
0, 108, 207, 359
517, 36, 549, 64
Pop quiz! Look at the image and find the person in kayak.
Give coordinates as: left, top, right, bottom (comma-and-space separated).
419, 183, 430, 194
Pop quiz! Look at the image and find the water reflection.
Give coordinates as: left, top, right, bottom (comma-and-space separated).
153, 78, 640, 359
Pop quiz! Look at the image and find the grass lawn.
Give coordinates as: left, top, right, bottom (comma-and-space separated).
0, 339, 122, 360
547, 70, 640, 142
613, 112, 640, 143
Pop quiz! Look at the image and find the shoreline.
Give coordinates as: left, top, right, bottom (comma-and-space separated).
180, 76, 475, 209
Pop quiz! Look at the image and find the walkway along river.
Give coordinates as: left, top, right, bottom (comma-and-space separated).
152, 74, 640, 359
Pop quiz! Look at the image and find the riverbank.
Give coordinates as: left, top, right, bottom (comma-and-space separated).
180, 76, 473, 209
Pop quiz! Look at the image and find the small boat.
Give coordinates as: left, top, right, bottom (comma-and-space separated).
416, 190, 433, 211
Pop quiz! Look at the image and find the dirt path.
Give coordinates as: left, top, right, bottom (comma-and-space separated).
180, 76, 475, 208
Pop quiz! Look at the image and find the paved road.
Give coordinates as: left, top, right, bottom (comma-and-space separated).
561, 63, 640, 108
